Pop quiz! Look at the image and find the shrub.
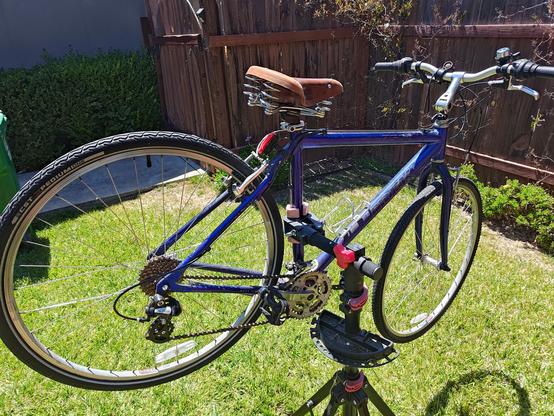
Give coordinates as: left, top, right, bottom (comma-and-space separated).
0, 50, 162, 171
459, 164, 554, 255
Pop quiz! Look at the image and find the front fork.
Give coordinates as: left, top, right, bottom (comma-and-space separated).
415, 161, 453, 271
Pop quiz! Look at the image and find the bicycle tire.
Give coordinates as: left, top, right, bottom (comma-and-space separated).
372, 178, 482, 343
0, 131, 284, 390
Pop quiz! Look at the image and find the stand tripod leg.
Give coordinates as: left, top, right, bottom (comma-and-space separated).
363, 381, 395, 416
322, 395, 371, 416
356, 403, 371, 416
322, 398, 341, 416
293, 377, 335, 416
341, 402, 357, 416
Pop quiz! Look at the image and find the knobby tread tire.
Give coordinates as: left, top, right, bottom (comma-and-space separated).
0, 131, 284, 390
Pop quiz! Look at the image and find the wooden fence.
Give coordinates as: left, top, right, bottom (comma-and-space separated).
142, 0, 554, 186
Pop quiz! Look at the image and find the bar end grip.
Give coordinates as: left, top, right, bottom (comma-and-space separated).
353, 257, 383, 281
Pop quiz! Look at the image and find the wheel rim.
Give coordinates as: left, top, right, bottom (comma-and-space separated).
381, 181, 480, 338
2, 146, 279, 382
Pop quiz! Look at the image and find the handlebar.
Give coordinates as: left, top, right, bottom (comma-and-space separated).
373, 55, 554, 112
374, 57, 554, 82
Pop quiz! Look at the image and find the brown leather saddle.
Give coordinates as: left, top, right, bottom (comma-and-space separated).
246, 66, 343, 108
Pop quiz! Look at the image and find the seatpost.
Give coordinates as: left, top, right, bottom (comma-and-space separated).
290, 141, 305, 263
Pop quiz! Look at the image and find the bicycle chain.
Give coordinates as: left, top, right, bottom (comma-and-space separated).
167, 273, 291, 340
170, 319, 270, 340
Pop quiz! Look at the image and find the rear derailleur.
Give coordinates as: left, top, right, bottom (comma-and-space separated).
144, 295, 181, 343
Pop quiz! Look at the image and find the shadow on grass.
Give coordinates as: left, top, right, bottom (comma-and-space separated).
271, 158, 393, 207
15, 234, 51, 285
424, 369, 530, 416
14, 202, 115, 285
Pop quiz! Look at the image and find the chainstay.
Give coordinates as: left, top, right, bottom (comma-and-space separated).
183, 273, 289, 281
169, 273, 289, 340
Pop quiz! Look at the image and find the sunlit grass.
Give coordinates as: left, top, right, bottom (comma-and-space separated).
0, 164, 552, 415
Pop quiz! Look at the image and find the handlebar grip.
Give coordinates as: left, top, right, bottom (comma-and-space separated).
353, 257, 383, 281
373, 57, 414, 73
500, 59, 554, 79
533, 65, 554, 79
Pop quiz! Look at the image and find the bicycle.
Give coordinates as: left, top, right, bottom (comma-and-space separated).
0, 47, 552, 391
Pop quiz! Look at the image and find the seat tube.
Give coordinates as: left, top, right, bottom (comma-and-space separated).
290, 144, 305, 262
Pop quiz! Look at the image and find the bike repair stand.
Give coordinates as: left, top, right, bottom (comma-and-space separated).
293, 244, 398, 416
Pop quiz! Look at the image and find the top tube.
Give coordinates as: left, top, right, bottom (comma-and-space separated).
297, 128, 444, 150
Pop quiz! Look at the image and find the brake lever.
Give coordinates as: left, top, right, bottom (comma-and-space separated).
488, 78, 540, 100
508, 83, 540, 100
401, 78, 424, 88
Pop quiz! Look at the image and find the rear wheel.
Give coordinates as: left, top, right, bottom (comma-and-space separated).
0, 131, 283, 390
372, 178, 482, 343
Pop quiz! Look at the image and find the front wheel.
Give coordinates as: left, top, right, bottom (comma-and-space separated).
372, 177, 482, 343
0, 131, 283, 390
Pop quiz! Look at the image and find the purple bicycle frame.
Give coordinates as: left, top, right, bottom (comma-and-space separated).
155, 126, 449, 295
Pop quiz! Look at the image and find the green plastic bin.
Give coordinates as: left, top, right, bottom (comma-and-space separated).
0, 111, 19, 214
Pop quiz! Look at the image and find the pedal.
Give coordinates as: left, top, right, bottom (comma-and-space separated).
310, 311, 397, 367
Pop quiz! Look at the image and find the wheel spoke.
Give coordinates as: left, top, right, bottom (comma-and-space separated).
17, 265, 138, 290
21, 290, 122, 314
104, 165, 149, 255
78, 176, 147, 255
133, 157, 151, 254
2, 140, 279, 384
379, 180, 481, 340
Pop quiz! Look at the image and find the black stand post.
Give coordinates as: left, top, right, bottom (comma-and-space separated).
293, 254, 396, 416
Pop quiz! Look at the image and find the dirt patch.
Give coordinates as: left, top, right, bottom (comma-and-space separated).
482, 223, 554, 273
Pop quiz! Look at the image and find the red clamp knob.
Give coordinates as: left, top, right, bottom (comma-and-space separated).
344, 371, 365, 393
333, 244, 356, 269
348, 285, 369, 311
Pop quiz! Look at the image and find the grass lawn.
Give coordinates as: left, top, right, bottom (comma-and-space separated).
0, 162, 552, 415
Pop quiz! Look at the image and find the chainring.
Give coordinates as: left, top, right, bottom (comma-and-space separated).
139, 256, 181, 296
287, 271, 332, 319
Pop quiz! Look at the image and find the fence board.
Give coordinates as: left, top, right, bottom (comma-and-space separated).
144, 0, 554, 186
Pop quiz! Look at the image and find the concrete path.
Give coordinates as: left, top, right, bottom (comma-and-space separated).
17, 156, 202, 213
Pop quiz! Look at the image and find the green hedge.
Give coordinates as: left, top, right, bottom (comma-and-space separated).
460, 165, 554, 255
0, 50, 162, 171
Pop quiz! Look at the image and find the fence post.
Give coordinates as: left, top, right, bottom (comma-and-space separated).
197, 0, 234, 148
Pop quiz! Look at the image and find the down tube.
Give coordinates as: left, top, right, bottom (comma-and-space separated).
315, 142, 442, 271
